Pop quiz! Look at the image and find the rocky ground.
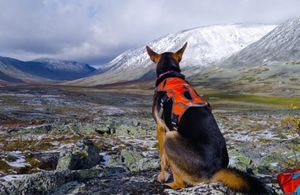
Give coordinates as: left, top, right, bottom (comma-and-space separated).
0, 85, 299, 194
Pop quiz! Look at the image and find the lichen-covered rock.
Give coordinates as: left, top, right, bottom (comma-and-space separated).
0, 151, 31, 174
228, 149, 252, 171
94, 125, 116, 135
56, 138, 101, 170
0, 168, 102, 195
57, 168, 164, 195
120, 147, 159, 172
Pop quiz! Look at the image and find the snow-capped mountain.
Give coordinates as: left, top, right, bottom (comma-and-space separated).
0, 57, 96, 83
190, 18, 300, 96
32, 58, 95, 72
221, 18, 300, 67
29, 58, 96, 80
67, 24, 275, 86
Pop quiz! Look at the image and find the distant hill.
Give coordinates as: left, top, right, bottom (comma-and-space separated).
66, 24, 275, 86
0, 57, 96, 83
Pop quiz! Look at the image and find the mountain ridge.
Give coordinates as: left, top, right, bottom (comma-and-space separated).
221, 18, 300, 67
190, 18, 300, 96
0, 56, 96, 83
66, 24, 276, 86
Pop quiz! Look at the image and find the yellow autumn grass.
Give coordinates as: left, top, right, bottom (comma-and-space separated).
281, 104, 300, 135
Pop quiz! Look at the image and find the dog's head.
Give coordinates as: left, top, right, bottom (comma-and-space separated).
146, 42, 187, 78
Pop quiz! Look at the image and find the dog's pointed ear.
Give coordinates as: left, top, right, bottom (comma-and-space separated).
173, 42, 187, 62
146, 45, 161, 63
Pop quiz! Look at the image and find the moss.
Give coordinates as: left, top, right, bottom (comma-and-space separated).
3, 139, 37, 151
281, 158, 300, 170
93, 139, 112, 151
34, 141, 55, 151
3, 139, 52, 152
120, 148, 159, 172
260, 150, 300, 174
240, 76, 256, 83
0, 160, 11, 174
266, 74, 278, 79
1, 134, 81, 152
0, 96, 19, 104
205, 92, 300, 108
0, 158, 33, 175
228, 150, 252, 171
287, 141, 300, 152
26, 156, 41, 168
249, 123, 267, 131
257, 138, 271, 144
78, 169, 101, 179
74, 150, 89, 159
281, 115, 300, 135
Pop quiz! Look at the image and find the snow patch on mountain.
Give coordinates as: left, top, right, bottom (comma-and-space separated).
32, 58, 95, 72
105, 24, 276, 71
68, 24, 276, 86
221, 18, 300, 67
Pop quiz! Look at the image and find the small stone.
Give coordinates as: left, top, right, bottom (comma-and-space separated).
132, 119, 140, 127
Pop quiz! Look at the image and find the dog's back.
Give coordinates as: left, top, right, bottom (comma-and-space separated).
161, 90, 229, 178
179, 107, 229, 173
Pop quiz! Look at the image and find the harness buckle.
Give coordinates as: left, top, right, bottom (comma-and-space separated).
171, 113, 179, 130
160, 94, 169, 107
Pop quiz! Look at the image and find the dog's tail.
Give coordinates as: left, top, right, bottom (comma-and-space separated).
211, 167, 272, 194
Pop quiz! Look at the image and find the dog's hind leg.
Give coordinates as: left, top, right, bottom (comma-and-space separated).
164, 131, 206, 189
166, 161, 202, 189
156, 124, 168, 183
166, 161, 186, 189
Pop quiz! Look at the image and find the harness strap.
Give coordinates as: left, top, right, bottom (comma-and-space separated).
157, 77, 209, 130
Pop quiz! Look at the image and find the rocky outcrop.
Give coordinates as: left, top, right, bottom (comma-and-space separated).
120, 147, 159, 172
0, 168, 102, 195
56, 138, 101, 170
0, 168, 281, 195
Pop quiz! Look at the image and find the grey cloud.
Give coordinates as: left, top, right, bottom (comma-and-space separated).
0, 0, 300, 65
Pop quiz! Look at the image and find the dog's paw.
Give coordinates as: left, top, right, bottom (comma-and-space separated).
157, 172, 168, 183
165, 182, 185, 189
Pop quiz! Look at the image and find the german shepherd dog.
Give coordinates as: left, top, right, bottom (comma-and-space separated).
146, 43, 271, 194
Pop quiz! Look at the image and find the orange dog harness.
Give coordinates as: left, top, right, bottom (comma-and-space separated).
156, 77, 208, 129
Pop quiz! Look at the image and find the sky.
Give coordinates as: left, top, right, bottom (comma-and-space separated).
0, 0, 300, 66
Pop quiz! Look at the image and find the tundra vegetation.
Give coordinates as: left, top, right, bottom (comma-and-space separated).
0, 85, 299, 194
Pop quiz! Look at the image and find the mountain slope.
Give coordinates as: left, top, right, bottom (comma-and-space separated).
190, 18, 300, 96
0, 57, 96, 83
0, 58, 49, 83
28, 58, 96, 80
221, 18, 300, 67
67, 24, 275, 86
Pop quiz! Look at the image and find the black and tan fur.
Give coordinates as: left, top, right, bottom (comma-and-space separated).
146, 43, 271, 194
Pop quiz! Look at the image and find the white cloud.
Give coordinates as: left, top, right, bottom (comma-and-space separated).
0, 0, 300, 65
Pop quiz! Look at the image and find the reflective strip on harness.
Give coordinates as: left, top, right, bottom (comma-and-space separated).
156, 77, 207, 128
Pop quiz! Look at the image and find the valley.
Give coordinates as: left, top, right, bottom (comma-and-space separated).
0, 85, 299, 194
